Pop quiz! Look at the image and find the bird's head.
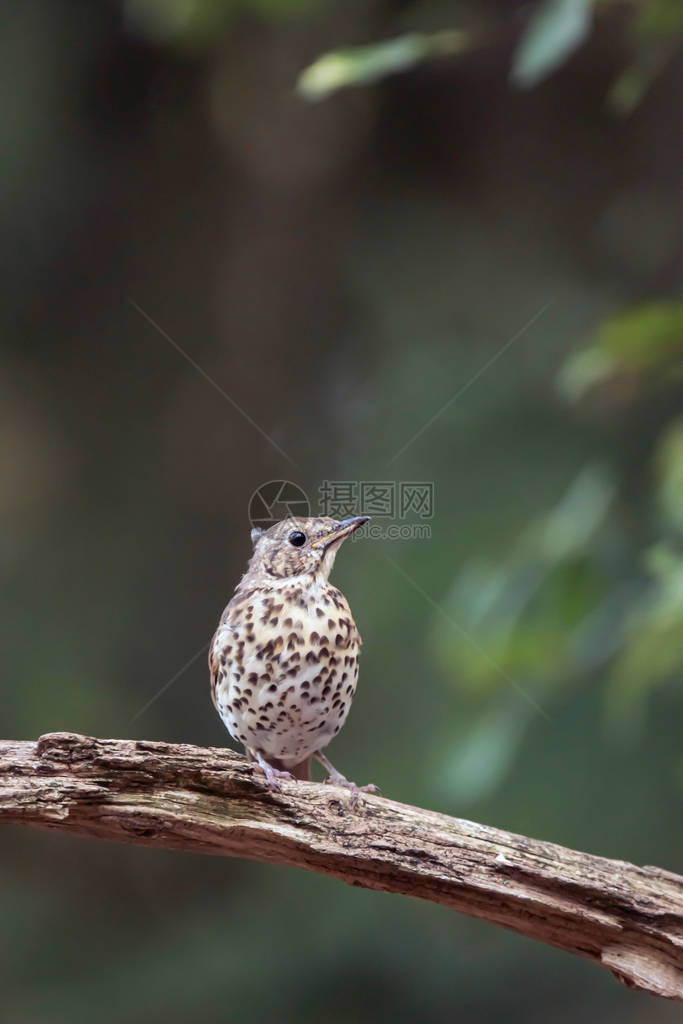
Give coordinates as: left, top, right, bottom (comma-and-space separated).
245, 515, 369, 583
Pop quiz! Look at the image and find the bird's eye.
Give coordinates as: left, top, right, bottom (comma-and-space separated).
288, 531, 306, 547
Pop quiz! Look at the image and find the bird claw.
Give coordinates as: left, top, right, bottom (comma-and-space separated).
325, 774, 380, 807
251, 757, 295, 793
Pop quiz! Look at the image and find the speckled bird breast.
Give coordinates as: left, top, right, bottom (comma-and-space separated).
209, 579, 361, 767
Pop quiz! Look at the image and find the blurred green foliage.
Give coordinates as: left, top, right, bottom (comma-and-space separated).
1, 1, 682, 1023
297, 0, 683, 112
298, 30, 468, 100
125, 0, 326, 46
561, 301, 683, 412
511, 0, 594, 87
438, 298, 683, 791
609, 0, 683, 111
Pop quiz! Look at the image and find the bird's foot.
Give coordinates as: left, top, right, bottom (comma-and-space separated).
326, 774, 380, 807
248, 750, 295, 793
314, 751, 380, 807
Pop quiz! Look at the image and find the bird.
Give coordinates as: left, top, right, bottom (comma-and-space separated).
209, 515, 377, 801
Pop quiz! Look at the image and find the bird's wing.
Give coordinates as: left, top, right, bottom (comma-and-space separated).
208, 602, 241, 710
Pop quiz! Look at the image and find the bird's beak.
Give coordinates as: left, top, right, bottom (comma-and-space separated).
311, 515, 370, 549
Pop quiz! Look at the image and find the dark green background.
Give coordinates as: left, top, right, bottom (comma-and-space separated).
2, 2, 682, 1021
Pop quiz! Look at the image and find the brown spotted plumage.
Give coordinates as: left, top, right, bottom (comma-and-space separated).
209, 516, 376, 800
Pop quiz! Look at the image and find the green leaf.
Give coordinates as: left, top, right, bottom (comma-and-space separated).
656, 420, 683, 532
125, 0, 323, 46
560, 302, 683, 395
596, 302, 683, 369
511, 0, 593, 88
437, 703, 531, 804
636, 0, 683, 37
557, 346, 618, 402
297, 30, 469, 101
533, 464, 615, 561
605, 543, 683, 732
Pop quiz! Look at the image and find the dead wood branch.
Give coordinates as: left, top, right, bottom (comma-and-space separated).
1, 733, 681, 999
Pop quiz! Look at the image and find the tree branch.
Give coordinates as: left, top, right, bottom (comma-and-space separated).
1, 733, 681, 999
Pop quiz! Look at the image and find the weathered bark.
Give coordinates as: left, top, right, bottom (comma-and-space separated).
1, 732, 681, 999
